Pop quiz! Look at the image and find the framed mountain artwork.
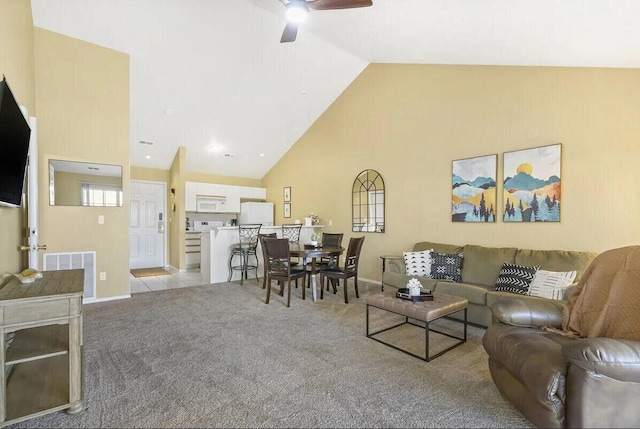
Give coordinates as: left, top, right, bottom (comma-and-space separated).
503, 144, 562, 222
452, 154, 497, 222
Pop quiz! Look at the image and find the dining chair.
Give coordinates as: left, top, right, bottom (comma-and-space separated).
309, 232, 343, 287
319, 236, 365, 304
263, 238, 307, 307
227, 224, 262, 285
258, 233, 278, 290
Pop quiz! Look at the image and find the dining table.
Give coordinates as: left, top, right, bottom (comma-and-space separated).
289, 243, 344, 302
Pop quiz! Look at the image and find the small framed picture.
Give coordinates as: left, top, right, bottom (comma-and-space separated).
283, 186, 291, 202
284, 203, 291, 218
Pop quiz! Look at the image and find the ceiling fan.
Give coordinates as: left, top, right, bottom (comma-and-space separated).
279, 0, 373, 43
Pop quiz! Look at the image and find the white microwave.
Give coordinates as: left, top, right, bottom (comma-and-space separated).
196, 196, 226, 213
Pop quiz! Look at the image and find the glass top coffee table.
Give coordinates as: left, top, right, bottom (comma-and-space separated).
365, 293, 468, 362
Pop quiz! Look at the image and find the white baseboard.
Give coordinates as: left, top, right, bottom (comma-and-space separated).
84, 294, 131, 304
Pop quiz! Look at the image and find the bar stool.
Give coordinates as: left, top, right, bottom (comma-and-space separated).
228, 224, 262, 284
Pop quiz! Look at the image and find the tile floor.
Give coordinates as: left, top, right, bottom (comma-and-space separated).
129, 267, 208, 294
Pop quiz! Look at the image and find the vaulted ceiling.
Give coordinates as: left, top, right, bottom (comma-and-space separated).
31, 0, 640, 178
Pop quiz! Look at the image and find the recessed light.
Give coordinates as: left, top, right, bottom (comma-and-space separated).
145, 155, 151, 159
208, 143, 225, 154
259, 153, 265, 157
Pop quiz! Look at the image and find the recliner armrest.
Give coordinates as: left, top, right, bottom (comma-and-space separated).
562, 338, 640, 382
490, 298, 563, 328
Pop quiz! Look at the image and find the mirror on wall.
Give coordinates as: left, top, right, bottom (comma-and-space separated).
352, 169, 385, 233
49, 159, 123, 207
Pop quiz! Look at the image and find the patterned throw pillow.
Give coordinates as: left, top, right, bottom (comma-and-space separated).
528, 270, 577, 300
494, 263, 540, 295
430, 252, 463, 282
403, 250, 433, 277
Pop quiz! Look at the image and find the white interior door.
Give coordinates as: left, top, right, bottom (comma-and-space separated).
130, 181, 166, 269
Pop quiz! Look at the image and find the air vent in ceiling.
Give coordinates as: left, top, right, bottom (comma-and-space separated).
139, 140, 154, 145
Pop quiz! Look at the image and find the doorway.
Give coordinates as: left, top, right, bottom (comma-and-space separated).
129, 181, 166, 269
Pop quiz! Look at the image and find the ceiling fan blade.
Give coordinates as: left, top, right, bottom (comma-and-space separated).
307, 0, 373, 10
280, 22, 298, 43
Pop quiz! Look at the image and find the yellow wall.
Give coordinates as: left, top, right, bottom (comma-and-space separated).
185, 172, 262, 188
0, 0, 35, 274
263, 64, 640, 282
131, 166, 170, 183
34, 28, 130, 298
169, 147, 186, 269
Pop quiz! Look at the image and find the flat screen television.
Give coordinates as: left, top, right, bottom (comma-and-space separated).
0, 77, 31, 208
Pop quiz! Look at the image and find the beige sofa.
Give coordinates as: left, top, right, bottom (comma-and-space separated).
382, 241, 597, 327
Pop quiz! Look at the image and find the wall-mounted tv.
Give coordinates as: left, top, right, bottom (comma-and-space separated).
0, 77, 31, 208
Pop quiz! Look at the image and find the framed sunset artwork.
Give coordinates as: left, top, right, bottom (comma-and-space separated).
503, 144, 562, 222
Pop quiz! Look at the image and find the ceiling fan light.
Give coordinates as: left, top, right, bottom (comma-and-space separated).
286, 1, 309, 23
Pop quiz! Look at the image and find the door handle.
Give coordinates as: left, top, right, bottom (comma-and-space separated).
19, 244, 47, 251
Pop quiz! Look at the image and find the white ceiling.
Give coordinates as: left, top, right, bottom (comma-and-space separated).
31, 0, 640, 179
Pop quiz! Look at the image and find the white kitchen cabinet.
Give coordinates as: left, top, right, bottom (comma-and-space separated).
224, 185, 241, 213
186, 182, 266, 214
185, 232, 201, 268
239, 186, 266, 200
196, 183, 226, 197
185, 181, 197, 212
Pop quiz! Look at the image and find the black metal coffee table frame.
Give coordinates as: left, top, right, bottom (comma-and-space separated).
366, 300, 467, 362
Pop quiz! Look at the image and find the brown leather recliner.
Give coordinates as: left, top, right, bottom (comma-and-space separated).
483, 267, 640, 429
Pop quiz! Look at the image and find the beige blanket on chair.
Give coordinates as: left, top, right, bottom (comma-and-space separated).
560, 245, 640, 340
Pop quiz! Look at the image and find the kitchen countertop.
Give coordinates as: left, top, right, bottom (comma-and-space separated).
214, 225, 322, 230
187, 225, 323, 232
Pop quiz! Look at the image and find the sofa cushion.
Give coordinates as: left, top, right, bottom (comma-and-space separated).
528, 269, 577, 300
413, 241, 463, 254
515, 248, 597, 282
494, 263, 539, 295
430, 252, 463, 282
461, 245, 518, 286
434, 281, 489, 306
403, 249, 432, 277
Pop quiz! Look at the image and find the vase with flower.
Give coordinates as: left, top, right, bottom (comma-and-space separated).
310, 226, 323, 246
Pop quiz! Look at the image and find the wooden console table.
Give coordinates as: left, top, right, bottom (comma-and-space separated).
0, 269, 84, 427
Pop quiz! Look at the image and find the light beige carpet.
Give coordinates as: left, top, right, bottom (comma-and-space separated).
130, 267, 172, 278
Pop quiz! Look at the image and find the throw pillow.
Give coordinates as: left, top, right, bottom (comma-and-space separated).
403, 249, 432, 277
494, 263, 540, 295
529, 269, 577, 300
430, 252, 463, 282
